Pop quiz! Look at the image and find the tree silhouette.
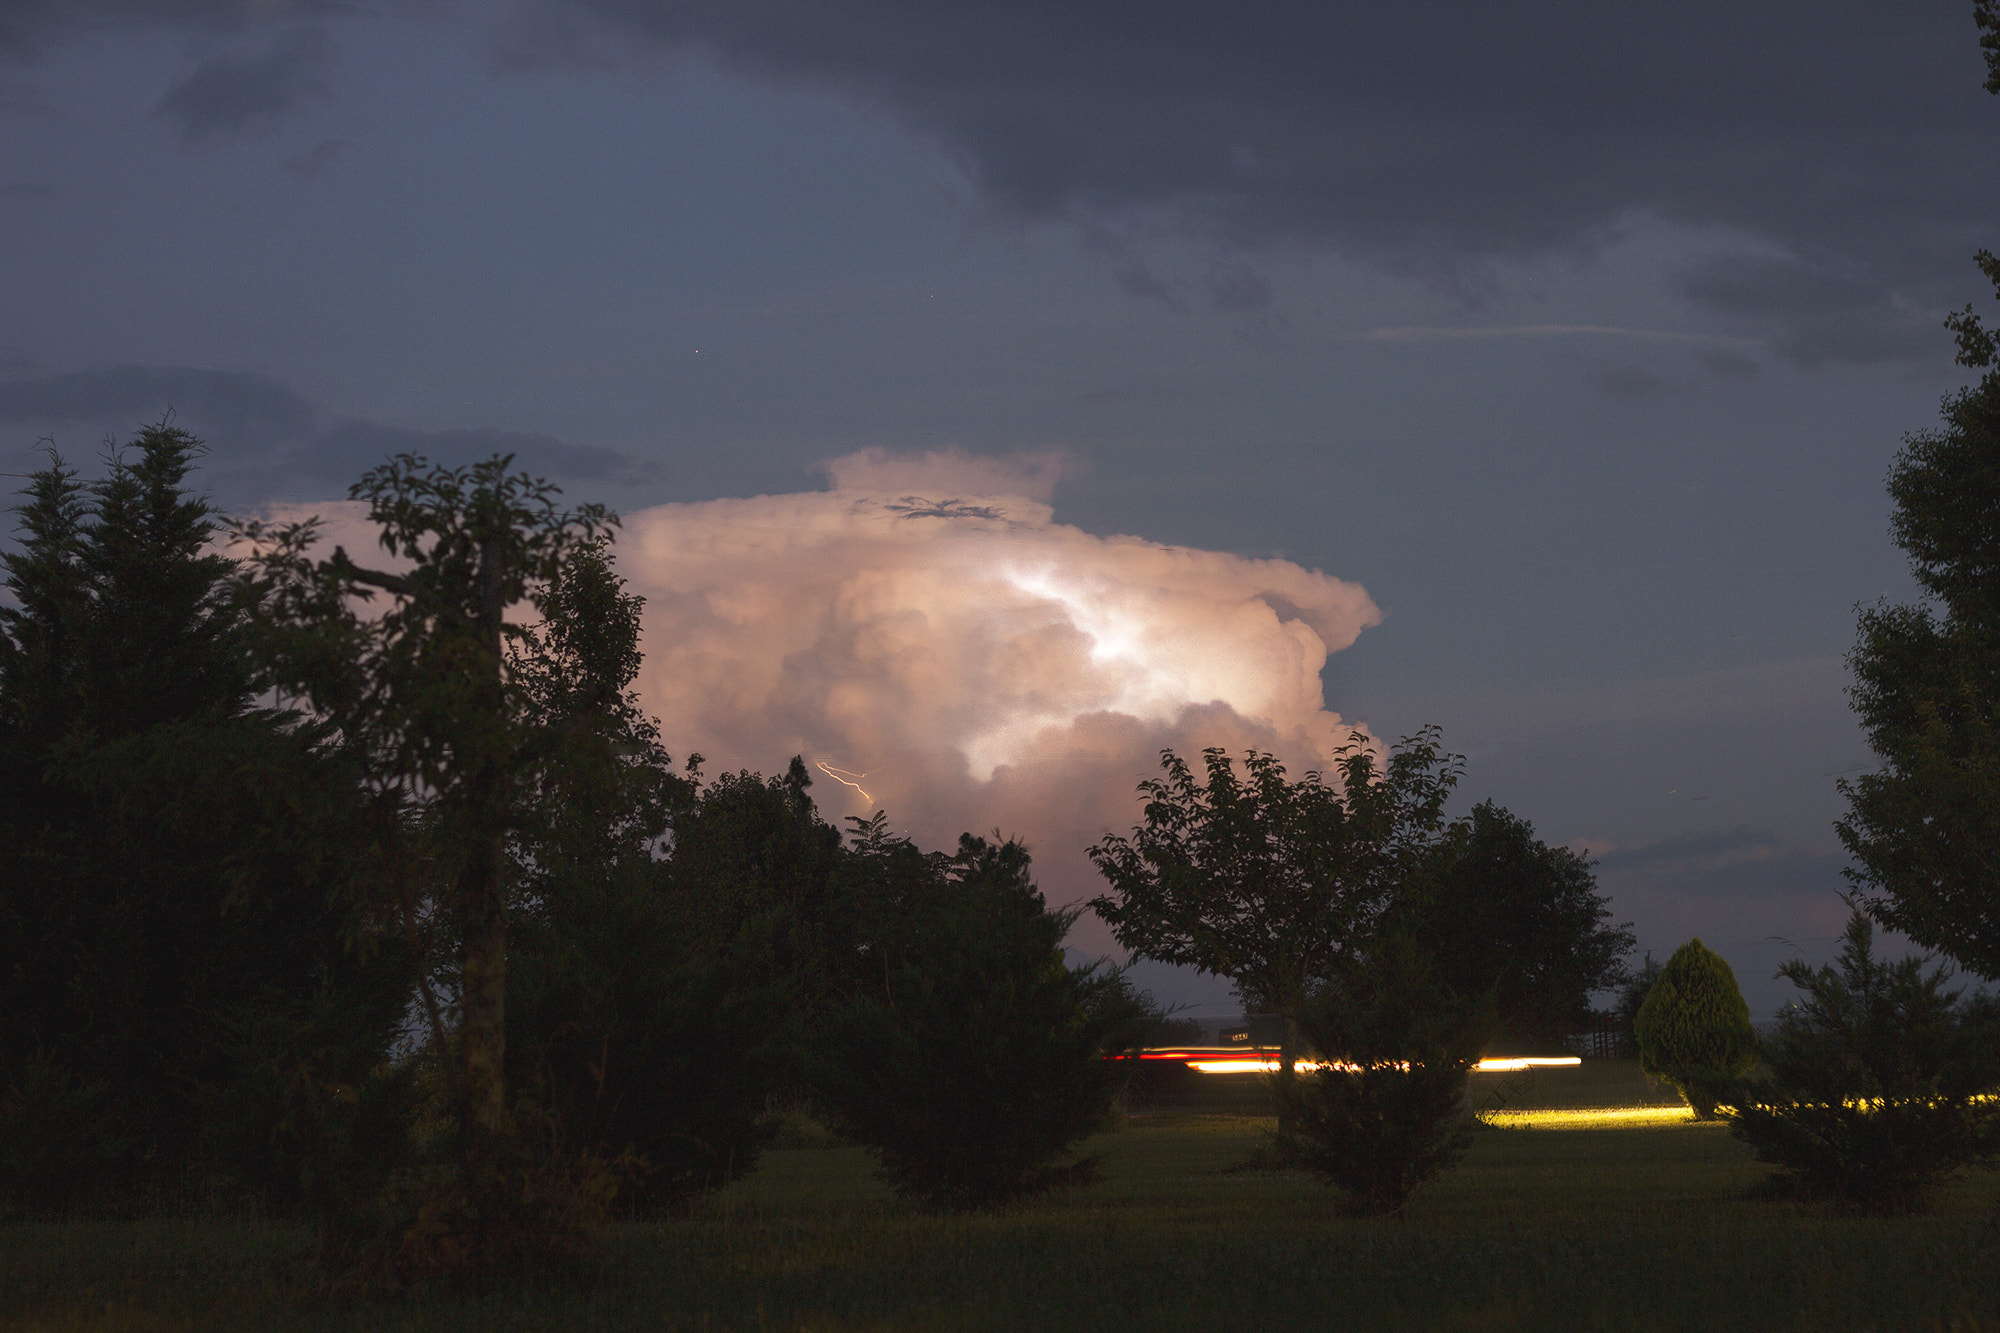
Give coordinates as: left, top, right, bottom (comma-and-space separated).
1088, 729, 1462, 1063
236, 453, 614, 1183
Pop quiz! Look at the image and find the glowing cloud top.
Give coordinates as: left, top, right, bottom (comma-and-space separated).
617, 450, 1382, 906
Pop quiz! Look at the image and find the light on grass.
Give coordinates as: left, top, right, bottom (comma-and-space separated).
1480, 1106, 1697, 1130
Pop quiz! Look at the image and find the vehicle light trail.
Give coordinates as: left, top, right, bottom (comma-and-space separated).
1132, 1049, 1583, 1076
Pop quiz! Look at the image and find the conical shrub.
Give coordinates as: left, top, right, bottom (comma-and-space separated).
1635, 937, 1755, 1119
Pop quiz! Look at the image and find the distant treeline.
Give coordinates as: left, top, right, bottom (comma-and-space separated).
0, 420, 1643, 1270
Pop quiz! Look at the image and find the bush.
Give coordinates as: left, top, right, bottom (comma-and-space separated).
1635, 937, 1755, 1119
1724, 911, 2000, 1214
1272, 937, 1490, 1217
314, 1091, 623, 1292
815, 837, 1146, 1210
0, 1053, 135, 1216
507, 907, 786, 1214
1612, 952, 1662, 1059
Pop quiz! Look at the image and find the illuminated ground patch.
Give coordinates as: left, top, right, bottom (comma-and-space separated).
1479, 1105, 1698, 1130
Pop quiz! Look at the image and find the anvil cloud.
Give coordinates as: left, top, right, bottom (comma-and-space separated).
618, 449, 1380, 902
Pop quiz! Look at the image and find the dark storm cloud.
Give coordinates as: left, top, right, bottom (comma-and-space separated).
311, 419, 655, 487
0, 364, 653, 500
1583, 361, 1674, 401
0, 2, 347, 62
473, 0, 2000, 363
154, 25, 339, 140
9, 2, 1992, 362
1677, 254, 1945, 367
0, 364, 316, 440
1594, 826, 1802, 882
1590, 827, 1857, 1012
281, 136, 351, 179
487, 2, 1998, 275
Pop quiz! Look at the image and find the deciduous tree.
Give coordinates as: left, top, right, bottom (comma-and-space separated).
1396, 801, 1633, 1049
1087, 729, 1462, 1059
236, 454, 614, 1185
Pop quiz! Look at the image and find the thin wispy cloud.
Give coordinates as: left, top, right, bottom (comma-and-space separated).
1358, 324, 1756, 346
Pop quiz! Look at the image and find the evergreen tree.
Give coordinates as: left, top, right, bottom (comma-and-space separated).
503, 546, 786, 1213
1725, 912, 2000, 1214
1837, 368, 2000, 981
1634, 938, 1756, 1119
816, 829, 1147, 1210
1842, 12, 2000, 981
0, 421, 404, 1212
1272, 935, 1490, 1217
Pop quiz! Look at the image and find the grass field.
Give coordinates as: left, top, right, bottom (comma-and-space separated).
6, 1062, 1998, 1332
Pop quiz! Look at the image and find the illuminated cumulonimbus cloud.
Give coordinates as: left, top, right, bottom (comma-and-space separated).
617, 448, 1382, 911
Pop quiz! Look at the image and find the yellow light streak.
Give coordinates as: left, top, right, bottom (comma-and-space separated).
815, 761, 874, 806
1472, 1056, 1584, 1073
1478, 1105, 1697, 1130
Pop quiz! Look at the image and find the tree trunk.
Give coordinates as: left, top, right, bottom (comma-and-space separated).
458, 824, 510, 1146
458, 543, 513, 1153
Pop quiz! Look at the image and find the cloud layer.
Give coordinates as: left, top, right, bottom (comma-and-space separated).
7, 2, 1989, 362
0, 364, 656, 503
154, 25, 338, 141
487, 2, 1995, 326
616, 449, 1380, 906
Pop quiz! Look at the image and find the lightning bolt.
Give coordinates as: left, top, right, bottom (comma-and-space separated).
815, 761, 874, 806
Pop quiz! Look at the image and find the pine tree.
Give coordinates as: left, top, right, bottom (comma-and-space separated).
1725, 912, 2000, 1214
816, 831, 1147, 1210
0, 421, 404, 1212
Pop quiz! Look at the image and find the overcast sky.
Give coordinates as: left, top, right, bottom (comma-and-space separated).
5, 1, 1995, 1017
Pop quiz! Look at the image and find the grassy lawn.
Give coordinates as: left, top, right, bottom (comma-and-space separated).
6, 1062, 1998, 1332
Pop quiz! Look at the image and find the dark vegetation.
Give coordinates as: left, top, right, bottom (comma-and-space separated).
9, 1095, 1999, 1332
1089, 736, 1628, 1211
0, 428, 1151, 1278
1723, 912, 2000, 1214
1634, 938, 1757, 1120
23, 120, 2000, 1284
0, 425, 408, 1216
814, 829, 1148, 1209
1270, 939, 1490, 1216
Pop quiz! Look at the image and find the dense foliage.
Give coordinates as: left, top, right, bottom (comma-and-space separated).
1088, 731, 1462, 1051
1395, 800, 1632, 1049
0, 423, 406, 1214
1272, 938, 1489, 1216
1724, 912, 2000, 1214
1836, 366, 2000, 983
1634, 938, 1756, 1120
817, 829, 1148, 1210
237, 453, 619, 1162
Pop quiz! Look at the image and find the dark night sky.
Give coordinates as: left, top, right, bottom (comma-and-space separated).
4, 1, 1995, 1015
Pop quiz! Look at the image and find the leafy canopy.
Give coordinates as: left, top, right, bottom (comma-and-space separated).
1396, 800, 1632, 1049
1088, 728, 1462, 1019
